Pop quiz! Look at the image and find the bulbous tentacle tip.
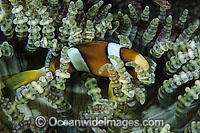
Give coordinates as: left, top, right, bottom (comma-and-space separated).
135, 54, 149, 71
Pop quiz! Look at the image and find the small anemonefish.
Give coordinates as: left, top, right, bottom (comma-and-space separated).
130, 0, 171, 10
6, 41, 149, 91
153, 0, 171, 9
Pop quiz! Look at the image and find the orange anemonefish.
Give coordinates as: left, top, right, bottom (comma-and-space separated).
6, 41, 149, 91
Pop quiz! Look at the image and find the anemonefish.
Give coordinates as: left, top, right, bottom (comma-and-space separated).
6, 41, 149, 94
153, 0, 171, 9
130, 0, 171, 10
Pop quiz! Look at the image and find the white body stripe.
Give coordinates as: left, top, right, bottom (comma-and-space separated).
107, 42, 124, 70
107, 42, 132, 77
67, 47, 90, 72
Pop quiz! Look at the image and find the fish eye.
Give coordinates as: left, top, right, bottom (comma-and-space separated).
125, 66, 134, 71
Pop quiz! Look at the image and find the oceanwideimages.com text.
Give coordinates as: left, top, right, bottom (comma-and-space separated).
35, 116, 165, 129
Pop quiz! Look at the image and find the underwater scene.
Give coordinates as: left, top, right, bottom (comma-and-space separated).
0, 0, 200, 132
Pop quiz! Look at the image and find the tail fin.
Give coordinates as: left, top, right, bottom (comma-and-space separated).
6, 67, 46, 90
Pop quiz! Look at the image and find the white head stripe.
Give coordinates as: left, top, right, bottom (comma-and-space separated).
67, 47, 90, 72
107, 42, 133, 77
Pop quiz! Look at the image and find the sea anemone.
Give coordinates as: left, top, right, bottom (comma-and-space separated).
0, 0, 200, 132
